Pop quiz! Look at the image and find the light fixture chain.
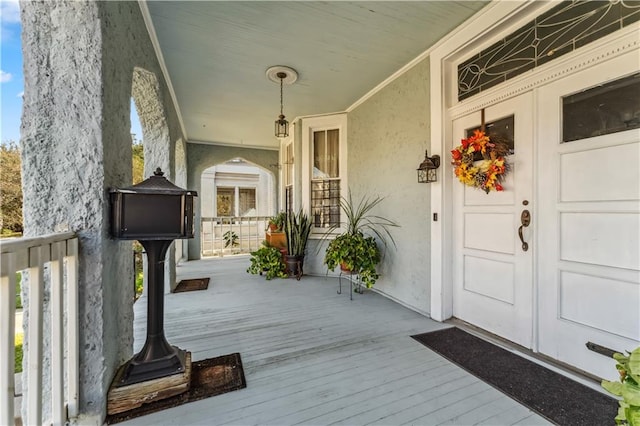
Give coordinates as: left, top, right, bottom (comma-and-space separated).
280, 77, 284, 116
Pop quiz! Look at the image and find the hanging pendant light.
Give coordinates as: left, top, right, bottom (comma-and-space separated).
275, 72, 289, 138
266, 66, 298, 139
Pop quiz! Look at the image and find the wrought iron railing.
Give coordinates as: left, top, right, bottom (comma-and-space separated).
201, 216, 271, 257
0, 231, 79, 425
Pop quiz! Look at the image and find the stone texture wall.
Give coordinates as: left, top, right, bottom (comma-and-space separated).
347, 57, 432, 314
20, 1, 186, 422
186, 144, 279, 260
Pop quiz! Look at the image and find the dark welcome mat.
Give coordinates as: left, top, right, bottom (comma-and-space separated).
411, 327, 617, 425
107, 352, 246, 424
172, 277, 210, 293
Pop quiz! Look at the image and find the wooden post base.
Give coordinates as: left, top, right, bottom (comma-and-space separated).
107, 352, 191, 415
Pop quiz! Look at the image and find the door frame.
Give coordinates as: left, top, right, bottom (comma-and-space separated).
428, 2, 640, 334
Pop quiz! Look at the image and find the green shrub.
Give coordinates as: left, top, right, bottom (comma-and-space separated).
223, 230, 239, 248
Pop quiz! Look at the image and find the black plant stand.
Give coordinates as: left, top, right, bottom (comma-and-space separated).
117, 240, 186, 386
337, 269, 363, 300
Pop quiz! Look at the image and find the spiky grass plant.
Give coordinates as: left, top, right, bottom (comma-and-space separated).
284, 209, 312, 257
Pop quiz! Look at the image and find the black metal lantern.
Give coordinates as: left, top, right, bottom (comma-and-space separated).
417, 151, 441, 183
110, 168, 197, 386
274, 71, 289, 138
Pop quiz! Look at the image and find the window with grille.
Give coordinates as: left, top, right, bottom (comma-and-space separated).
311, 129, 340, 228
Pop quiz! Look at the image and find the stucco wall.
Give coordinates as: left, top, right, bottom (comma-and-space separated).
20, 2, 185, 423
186, 143, 279, 259
347, 57, 431, 314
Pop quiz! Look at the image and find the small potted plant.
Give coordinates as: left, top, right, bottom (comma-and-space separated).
268, 212, 287, 232
284, 209, 312, 279
322, 191, 398, 288
246, 242, 287, 280
266, 212, 287, 249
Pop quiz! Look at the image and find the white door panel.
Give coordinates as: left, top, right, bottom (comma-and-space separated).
537, 50, 640, 380
453, 93, 534, 348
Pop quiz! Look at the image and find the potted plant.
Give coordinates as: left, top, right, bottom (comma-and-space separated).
267, 212, 287, 232
284, 209, 312, 279
246, 243, 288, 280
323, 191, 399, 288
266, 212, 287, 249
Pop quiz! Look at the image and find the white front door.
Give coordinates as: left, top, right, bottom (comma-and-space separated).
452, 93, 534, 348
537, 51, 640, 379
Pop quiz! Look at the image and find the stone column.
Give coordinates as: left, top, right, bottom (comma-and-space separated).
20, 2, 138, 423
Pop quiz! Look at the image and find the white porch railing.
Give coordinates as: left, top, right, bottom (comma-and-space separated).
1, 231, 79, 426
201, 216, 271, 257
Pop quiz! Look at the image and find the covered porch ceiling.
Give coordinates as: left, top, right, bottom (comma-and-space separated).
144, 1, 489, 149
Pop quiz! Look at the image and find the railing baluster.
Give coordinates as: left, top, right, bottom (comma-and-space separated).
27, 245, 44, 426
210, 218, 215, 257
1, 232, 78, 424
0, 252, 17, 426
50, 242, 65, 425
66, 238, 79, 419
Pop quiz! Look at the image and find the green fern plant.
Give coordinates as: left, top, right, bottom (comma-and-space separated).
602, 346, 640, 425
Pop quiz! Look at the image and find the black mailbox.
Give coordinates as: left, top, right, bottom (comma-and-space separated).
109, 168, 198, 386
110, 168, 196, 240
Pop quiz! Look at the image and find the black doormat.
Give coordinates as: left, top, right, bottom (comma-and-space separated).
411, 327, 617, 426
106, 352, 246, 424
172, 277, 210, 293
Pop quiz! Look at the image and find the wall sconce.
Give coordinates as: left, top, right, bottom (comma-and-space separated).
417, 150, 440, 183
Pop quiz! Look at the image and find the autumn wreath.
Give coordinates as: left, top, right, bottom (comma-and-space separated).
451, 130, 511, 193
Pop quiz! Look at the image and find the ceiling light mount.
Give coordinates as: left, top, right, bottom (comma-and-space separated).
266, 66, 298, 85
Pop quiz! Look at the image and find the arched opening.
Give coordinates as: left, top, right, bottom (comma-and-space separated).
130, 67, 175, 294
200, 157, 276, 257
130, 98, 145, 300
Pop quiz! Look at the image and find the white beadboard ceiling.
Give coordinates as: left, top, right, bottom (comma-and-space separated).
145, 1, 488, 149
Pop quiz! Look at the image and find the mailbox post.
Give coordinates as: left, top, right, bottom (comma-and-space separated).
110, 168, 197, 386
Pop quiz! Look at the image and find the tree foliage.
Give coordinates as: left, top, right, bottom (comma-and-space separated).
0, 141, 23, 234
132, 136, 144, 184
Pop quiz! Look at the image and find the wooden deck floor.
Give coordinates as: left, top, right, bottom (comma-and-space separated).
123, 257, 550, 426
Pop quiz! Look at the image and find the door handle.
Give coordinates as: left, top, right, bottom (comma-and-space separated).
518, 209, 531, 252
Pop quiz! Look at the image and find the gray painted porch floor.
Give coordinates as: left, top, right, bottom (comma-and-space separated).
122, 256, 550, 426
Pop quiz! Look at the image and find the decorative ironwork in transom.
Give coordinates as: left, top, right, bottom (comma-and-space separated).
458, 1, 640, 101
